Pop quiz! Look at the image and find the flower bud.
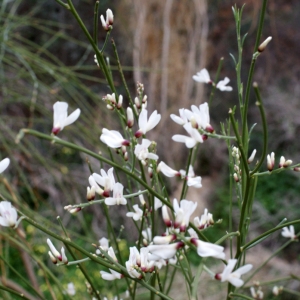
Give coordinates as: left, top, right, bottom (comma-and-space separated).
148, 166, 153, 178
162, 205, 172, 227
100, 9, 114, 31
283, 159, 293, 167
248, 149, 257, 164
258, 36, 272, 52
267, 152, 275, 171
87, 186, 96, 201
124, 151, 129, 161
233, 173, 239, 182
127, 107, 134, 128
134, 97, 141, 109
117, 95, 123, 109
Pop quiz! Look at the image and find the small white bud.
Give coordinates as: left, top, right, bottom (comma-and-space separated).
279, 156, 285, 168
134, 97, 141, 108
127, 107, 134, 128
248, 149, 257, 163
258, 36, 272, 52
267, 152, 275, 171
283, 159, 293, 167
117, 95, 123, 109
233, 173, 239, 182
87, 186, 96, 201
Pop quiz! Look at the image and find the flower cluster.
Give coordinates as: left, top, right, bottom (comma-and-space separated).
47, 238, 68, 264
171, 102, 213, 148
192, 68, 233, 91
87, 167, 127, 206
158, 162, 202, 188
0, 201, 18, 228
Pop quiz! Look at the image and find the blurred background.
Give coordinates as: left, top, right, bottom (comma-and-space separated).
1, 0, 300, 298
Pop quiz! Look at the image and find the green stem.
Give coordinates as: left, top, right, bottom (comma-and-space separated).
0, 285, 32, 300
250, 84, 268, 175
18, 129, 172, 209
180, 148, 194, 200
93, 1, 99, 44
111, 38, 137, 120
229, 292, 254, 300
243, 239, 295, 285
208, 57, 224, 107
61, 0, 117, 95
242, 220, 300, 251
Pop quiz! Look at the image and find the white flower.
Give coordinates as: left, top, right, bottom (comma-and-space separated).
134, 139, 159, 164
100, 128, 130, 148
180, 165, 202, 188
281, 225, 296, 240
154, 197, 162, 210
142, 228, 152, 245
100, 9, 114, 31
135, 109, 161, 138
184, 103, 212, 132
52, 101, 80, 135
92, 167, 116, 197
140, 247, 155, 272
66, 283, 76, 296
194, 208, 214, 229
272, 286, 283, 296
126, 204, 143, 221
147, 242, 184, 260
170, 108, 189, 126
0, 201, 18, 227
187, 176, 202, 188
105, 183, 127, 205
96, 237, 109, 255
102, 93, 122, 110
0, 158, 10, 174
173, 198, 197, 232
157, 161, 180, 177
192, 68, 211, 84
126, 247, 143, 278
47, 238, 68, 264
108, 246, 118, 262
153, 234, 176, 245
216, 77, 233, 91
250, 287, 264, 299
100, 269, 122, 281
88, 175, 104, 196
172, 122, 203, 148
99, 237, 109, 250
190, 238, 225, 259
215, 259, 252, 287
267, 152, 275, 171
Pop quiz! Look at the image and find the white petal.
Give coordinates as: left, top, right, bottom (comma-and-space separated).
138, 109, 148, 132
0, 158, 10, 174
63, 108, 81, 127
229, 277, 244, 288
146, 110, 161, 132
234, 264, 253, 276
193, 68, 211, 83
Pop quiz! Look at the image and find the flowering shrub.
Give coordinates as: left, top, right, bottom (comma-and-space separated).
1, 1, 300, 299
